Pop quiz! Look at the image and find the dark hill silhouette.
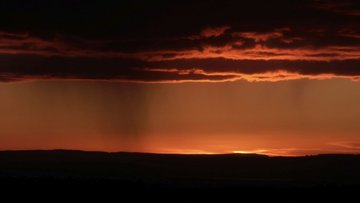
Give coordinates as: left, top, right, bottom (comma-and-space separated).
1, 150, 360, 201
1, 150, 360, 186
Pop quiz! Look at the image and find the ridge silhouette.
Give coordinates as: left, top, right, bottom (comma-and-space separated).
1, 150, 360, 188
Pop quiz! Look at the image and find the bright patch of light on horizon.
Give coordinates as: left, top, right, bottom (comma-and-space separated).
232, 149, 268, 154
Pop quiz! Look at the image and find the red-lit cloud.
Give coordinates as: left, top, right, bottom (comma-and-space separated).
189, 25, 231, 39
313, 0, 360, 16
0, 0, 360, 83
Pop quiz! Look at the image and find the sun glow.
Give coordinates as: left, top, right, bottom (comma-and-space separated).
232, 149, 268, 155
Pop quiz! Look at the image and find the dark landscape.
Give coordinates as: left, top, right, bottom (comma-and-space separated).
1, 150, 360, 200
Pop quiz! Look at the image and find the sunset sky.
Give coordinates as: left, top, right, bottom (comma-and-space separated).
1, 0, 360, 156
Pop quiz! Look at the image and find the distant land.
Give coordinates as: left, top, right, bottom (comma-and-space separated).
1, 150, 360, 200
1, 150, 360, 186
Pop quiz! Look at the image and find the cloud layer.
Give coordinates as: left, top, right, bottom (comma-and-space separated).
0, 0, 360, 82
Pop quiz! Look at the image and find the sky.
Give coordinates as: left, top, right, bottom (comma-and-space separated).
0, 0, 360, 156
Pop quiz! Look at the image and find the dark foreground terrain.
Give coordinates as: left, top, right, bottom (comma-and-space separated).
1, 150, 360, 201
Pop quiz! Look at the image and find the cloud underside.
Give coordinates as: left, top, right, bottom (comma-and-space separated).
0, 0, 359, 83
1, 55, 360, 82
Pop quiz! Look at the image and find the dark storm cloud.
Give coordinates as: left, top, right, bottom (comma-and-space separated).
152, 58, 360, 76
1, 54, 359, 82
0, 54, 236, 82
0, 0, 359, 82
313, 0, 360, 16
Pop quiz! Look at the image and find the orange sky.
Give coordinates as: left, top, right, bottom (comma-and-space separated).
1, 79, 360, 156
1, 0, 360, 157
